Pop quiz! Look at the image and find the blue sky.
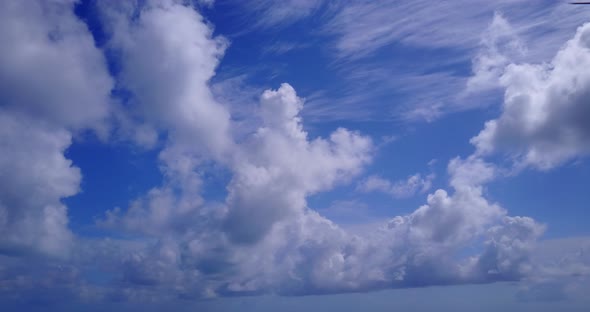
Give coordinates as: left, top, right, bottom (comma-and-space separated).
1, 0, 590, 311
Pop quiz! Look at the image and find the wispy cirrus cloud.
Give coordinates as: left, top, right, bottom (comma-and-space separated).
322, 0, 588, 60
227, 0, 324, 29
243, 0, 590, 124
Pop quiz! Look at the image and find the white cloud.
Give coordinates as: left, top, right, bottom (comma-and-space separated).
104, 0, 232, 160
403, 157, 504, 247
357, 173, 434, 198
82, 1, 548, 299
472, 23, 590, 170
303, 1, 590, 124
466, 12, 527, 93
0, 0, 570, 304
97, 0, 233, 234
238, 0, 323, 29
94, 67, 544, 298
472, 216, 546, 280
0, 112, 77, 256
519, 236, 590, 302
223, 83, 374, 244
221, 156, 542, 295
261, 41, 307, 56
0, 0, 112, 132
0, 0, 113, 256
323, 1, 586, 60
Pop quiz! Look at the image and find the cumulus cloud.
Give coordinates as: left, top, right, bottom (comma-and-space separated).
224, 84, 373, 244
392, 157, 504, 247
96, 0, 232, 234
472, 22, 590, 170
0, 112, 77, 256
0, 0, 112, 256
93, 155, 545, 299
0, 0, 568, 306
103, 0, 231, 159
95, 81, 375, 297
93, 64, 544, 299
0, 0, 112, 132
221, 156, 543, 295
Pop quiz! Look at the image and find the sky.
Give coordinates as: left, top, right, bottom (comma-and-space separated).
1, 0, 590, 311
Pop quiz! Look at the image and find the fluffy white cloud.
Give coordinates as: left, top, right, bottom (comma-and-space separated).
472, 23, 590, 169
97, 4, 373, 246
97, 0, 232, 233
473, 216, 545, 280
0, 0, 112, 132
94, 77, 374, 294
301, 1, 590, 124
0, 112, 77, 256
220, 156, 542, 295
0, 0, 112, 256
0, 0, 561, 305
224, 83, 373, 243
388, 157, 504, 249
94, 69, 543, 298
104, 0, 231, 159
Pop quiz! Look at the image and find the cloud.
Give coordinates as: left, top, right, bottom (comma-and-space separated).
472, 23, 590, 170
403, 157, 504, 246
222, 156, 543, 295
0, 112, 77, 256
301, 1, 590, 124
323, 0, 507, 59
466, 12, 526, 93
357, 173, 434, 198
217, 1, 589, 125
0, 0, 573, 306
261, 41, 307, 56
323, 0, 587, 60
0, 0, 112, 256
102, 0, 231, 159
235, 0, 323, 29
515, 236, 590, 302
94, 154, 545, 299
223, 83, 374, 244
95, 0, 233, 235
93, 63, 544, 299
0, 0, 112, 132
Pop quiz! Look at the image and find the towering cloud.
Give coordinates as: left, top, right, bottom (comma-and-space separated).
472, 23, 590, 170
0, 0, 112, 256
224, 84, 373, 244
98, 0, 231, 234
